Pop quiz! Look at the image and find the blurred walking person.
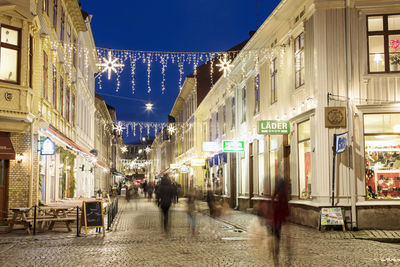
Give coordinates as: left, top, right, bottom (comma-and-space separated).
186, 188, 197, 235
147, 182, 154, 201
157, 175, 174, 233
206, 184, 215, 217
270, 178, 289, 266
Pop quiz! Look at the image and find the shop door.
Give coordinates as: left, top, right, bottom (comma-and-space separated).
249, 143, 254, 208
283, 135, 291, 195
229, 154, 236, 208
0, 160, 9, 220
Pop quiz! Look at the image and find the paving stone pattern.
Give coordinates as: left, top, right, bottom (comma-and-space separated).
0, 198, 399, 266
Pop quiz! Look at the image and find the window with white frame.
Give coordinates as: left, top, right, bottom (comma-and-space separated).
298, 119, 311, 199
367, 14, 400, 73
0, 26, 21, 83
295, 32, 305, 88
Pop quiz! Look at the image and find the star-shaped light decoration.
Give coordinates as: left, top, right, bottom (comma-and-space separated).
121, 146, 128, 153
145, 102, 153, 111
145, 146, 151, 153
97, 50, 125, 80
216, 53, 234, 77
113, 122, 125, 135
167, 124, 176, 135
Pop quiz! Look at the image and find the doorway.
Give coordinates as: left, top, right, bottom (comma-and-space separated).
0, 160, 9, 220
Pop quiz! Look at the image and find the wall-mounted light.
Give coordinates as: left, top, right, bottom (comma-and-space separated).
16, 153, 24, 163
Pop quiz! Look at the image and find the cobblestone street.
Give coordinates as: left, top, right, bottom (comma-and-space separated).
0, 198, 399, 266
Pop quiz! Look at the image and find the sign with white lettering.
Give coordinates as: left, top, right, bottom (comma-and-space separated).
223, 140, 244, 152
40, 137, 55, 155
258, 120, 290, 134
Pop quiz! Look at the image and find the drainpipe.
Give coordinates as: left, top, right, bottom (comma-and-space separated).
345, 0, 357, 230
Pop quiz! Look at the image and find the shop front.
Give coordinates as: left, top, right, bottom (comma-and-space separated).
0, 132, 15, 220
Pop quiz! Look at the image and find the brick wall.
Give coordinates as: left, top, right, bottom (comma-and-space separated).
8, 133, 32, 208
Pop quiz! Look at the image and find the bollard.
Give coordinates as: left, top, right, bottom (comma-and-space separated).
76, 206, 79, 237
33, 205, 37, 235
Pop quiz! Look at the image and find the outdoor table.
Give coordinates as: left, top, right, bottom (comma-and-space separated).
7, 208, 33, 234
38, 207, 75, 232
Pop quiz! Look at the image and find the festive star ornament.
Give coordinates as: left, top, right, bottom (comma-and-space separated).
145, 146, 151, 153
216, 54, 234, 77
390, 38, 400, 52
121, 146, 128, 153
167, 124, 176, 135
97, 50, 124, 80
113, 122, 125, 135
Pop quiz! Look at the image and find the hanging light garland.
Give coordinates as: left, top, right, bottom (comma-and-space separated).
97, 50, 125, 80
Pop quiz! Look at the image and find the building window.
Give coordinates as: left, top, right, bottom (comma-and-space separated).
254, 74, 260, 114
43, 0, 49, 16
298, 119, 311, 199
73, 35, 77, 68
269, 135, 279, 195
0, 26, 21, 83
66, 87, 70, 121
241, 86, 246, 123
60, 7, 64, 44
364, 113, 400, 200
231, 97, 235, 129
271, 58, 278, 104
43, 52, 48, 99
52, 0, 57, 29
60, 76, 64, 116
72, 94, 75, 126
295, 32, 305, 88
52, 66, 57, 108
367, 14, 400, 73
215, 112, 219, 139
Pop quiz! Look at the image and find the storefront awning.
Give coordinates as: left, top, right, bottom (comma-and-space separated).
0, 134, 15, 160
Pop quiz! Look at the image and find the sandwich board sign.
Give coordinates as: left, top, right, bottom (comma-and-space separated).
80, 200, 105, 236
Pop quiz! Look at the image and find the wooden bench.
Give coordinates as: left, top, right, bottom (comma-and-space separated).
26, 217, 76, 232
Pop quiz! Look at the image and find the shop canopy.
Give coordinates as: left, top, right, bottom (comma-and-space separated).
0, 134, 15, 160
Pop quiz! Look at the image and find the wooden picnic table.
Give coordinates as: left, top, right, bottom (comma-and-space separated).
7, 206, 76, 234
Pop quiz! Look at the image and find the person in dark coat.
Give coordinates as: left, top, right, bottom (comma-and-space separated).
147, 182, 154, 201
157, 175, 174, 232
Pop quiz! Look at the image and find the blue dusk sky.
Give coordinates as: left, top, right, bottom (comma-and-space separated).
80, 0, 281, 143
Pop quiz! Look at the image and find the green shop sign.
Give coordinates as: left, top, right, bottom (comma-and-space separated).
223, 140, 245, 152
258, 120, 290, 134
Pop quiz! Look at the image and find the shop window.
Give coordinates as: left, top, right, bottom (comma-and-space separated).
0, 26, 20, 83
364, 113, 400, 200
241, 157, 246, 195
271, 58, 278, 104
298, 120, 311, 199
367, 14, 400, 73
295, 32, 305, 88
258, 137, 265, 195
269, 136, 279, 194
254, 74, 260, 114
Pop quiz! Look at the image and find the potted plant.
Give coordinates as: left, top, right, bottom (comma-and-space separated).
390, 54, 400, 71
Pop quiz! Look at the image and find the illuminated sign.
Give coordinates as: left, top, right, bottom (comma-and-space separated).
223, 140, 244, 152
191, 158, 205, 166
202, 142, 219, 152
40, 137, 55, 155
258, 120, 290, 134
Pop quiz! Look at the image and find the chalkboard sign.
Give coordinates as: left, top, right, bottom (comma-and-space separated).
80, 200, 105, 236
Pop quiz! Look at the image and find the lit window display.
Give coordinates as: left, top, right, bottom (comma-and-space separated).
269, 136, 279, 194
298, 120, 311, 199
364, 113, 400, 199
